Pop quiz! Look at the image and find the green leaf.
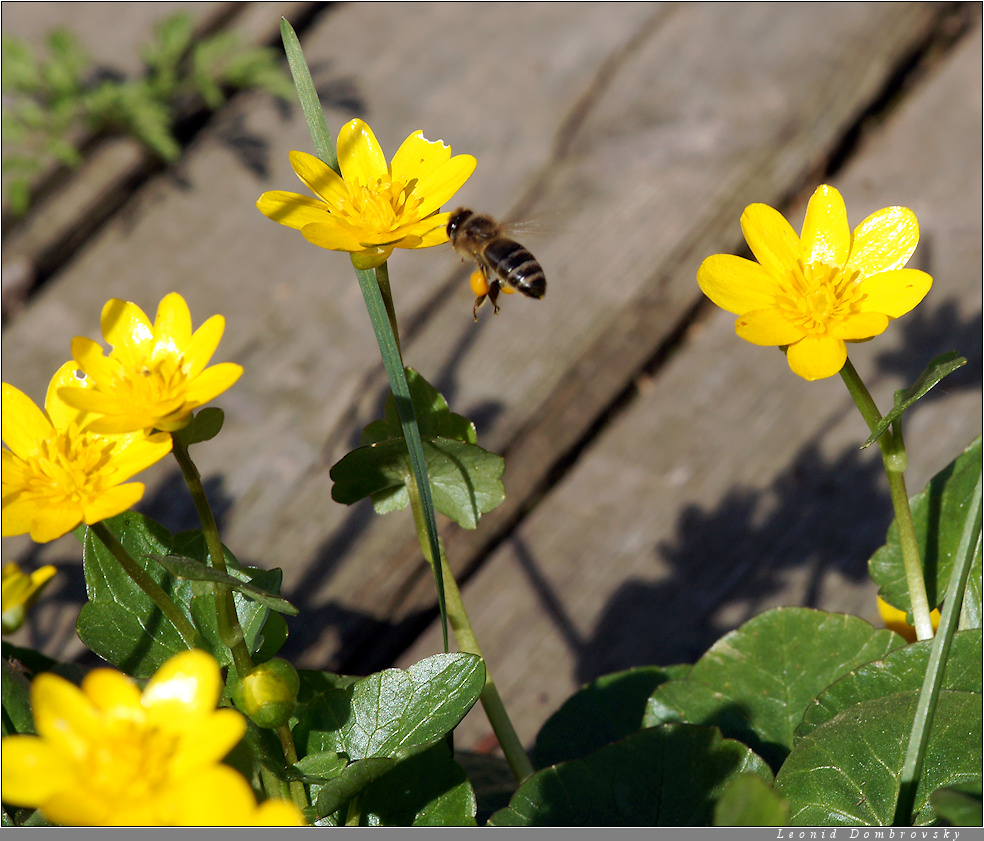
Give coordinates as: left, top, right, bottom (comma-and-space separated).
293, 750, 349, 783
362, 369, 477, 445
776, 690, 982, 826
359, 742, 477, 826
173, 408, 225, 446
489, 724, 772, 826
279, 18, 337, 171
643, 608, 904, 772
931, 780, 983, 827
78, 512, 193, 677
871, 436, 983, 616
532, 664, 689, 768
796, 629, 982, 743
863, 353, 968, 448
149, 554, 297, 615
1, 658, 35, 737
714, 774, 790, 826
294, 653, 485, 817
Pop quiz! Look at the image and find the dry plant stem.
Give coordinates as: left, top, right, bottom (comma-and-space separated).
839, 358, 934, 639
89, 521, 197, 647
407, 480, 535, 783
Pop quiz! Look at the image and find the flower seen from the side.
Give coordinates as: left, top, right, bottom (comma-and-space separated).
2, 562, 57, 633
58, 292, 243, 434
2, 362, 172, 543
0, 650, 306, 826
697, 185, 932, 380
257, 118, 476, 269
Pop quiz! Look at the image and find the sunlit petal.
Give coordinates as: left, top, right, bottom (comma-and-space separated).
828, 311, 889, 340
1, 384, 50, 459
256, 191, 331, 229
102, 299, 153, 350
735, 308, 806, 346
786, 335, 847, 380
741, 203, 801, 278
801, 185, 850, 269
857, 268, 933, 318
390, 131, 452, 182
847, 206, 919, 277
287, 151, 349, 210
337, 119, 388, 187
697, 255, 781, 314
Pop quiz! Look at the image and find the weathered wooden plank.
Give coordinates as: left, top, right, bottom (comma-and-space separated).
398, 19, 983, 752
2, 4, 969, 679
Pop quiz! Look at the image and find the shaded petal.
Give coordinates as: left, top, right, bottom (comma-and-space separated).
254, 799, 308, 826
43, 789, 112, 827
828, 311, 889, 340
170, 765, 257, 826
104, 432, 173, 483
31, 504, 84, 543
44, 361, 91, 431
82, 483, 146, 525
412, 155, 478, 219
391, 131, 452, 182
70, 336, 120, 388
287, 151, 348, 210
84, 409, 157, 435
256, 191, 331, 230
786, 335, 847, 380
741, 203, 801, 278
32, 672, 101, 756
2, 493, 39, 538
351, 246, 395, 270
182, 363, 243, 406
153, 293, 193, 355
170, 710, 248, 774
0, 736, 70, 807
83, 668, 143, 715
301, 219, 368, 252
394, 212, 451, 249
847, 206, 919, 277
143, 650, 222, 720
102, 299, 153, 350
801, 185, 850, 269
337, 119, 388, 188
57, 386, 132, 421
857, 268, 932, 318
735, 308, 806, 346
697, 254, 781, 314
1, 384, 50, 459
184, 315, 225, 378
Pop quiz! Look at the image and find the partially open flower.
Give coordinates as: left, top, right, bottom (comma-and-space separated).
2, 562, 57, 633
698, 185, 932, 380
257, 118, 476, 269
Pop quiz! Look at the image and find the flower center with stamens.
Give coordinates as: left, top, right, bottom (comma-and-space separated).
775, 260, 866, 335
17, 424, 116, 505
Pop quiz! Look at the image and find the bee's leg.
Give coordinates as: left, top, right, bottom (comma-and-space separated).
487, 280, 502, 316
472, 293, 487, 321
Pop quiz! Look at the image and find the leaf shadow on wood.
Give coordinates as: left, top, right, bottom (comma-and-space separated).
512, 439, 891, 686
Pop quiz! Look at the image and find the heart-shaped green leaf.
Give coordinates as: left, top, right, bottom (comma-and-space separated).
488, 724, 771, 826
532, 664, 689, 768
870, 437, 982, 616
643, 608, 904, 771
796, 629, 982, 742
776, 690, 982, 826
714, 774, 790, 826
172, 407, 224, 447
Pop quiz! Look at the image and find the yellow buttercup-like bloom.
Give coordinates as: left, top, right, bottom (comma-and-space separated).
2, 362, 172, 543
697, 185, 932, 380
58, 292, 243, 434
2, 562, 57, 633
0, 650, 306, 826
257, 118, 476, 269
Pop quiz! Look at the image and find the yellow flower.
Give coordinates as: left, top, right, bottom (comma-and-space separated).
257, 118, 476, 269
0, 650, 306, 826
2, 562, 57, 633
2, 362, 172, 543
58, 292, 243, 434
697, 185, 932, 380
877, 595, 941, 644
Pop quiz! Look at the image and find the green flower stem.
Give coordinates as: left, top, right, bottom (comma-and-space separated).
893, 473, 982, 825
407, 479, 535, 783
374, 261, 402, 358
840, 358, 934, 639
275, 724, 308, 811
170, 436, 253, 677
89, 521, 197, 647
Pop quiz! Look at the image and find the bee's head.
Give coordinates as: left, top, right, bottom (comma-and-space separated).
446, 207, 472, 241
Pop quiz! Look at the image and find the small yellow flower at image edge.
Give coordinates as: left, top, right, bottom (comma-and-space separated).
0, 649, 306, 826
877, 595, 941, 644
2, 362, 173, 544
2, 562, 57, 633
257, 118, 477, 269
697, 184, 933, 381
58, 291, 243, 434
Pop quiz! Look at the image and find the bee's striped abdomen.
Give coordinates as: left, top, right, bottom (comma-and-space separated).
484, 238, 547, 299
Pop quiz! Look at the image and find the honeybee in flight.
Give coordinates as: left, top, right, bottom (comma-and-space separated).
447, 208, 546, 321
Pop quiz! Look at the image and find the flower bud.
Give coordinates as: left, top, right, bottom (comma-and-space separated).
231, 659, 300, 729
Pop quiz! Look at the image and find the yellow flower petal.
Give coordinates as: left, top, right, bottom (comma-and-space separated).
287, 151, 348, 211
390, 131, 452, 182
69, 336, 119, 387
83, 668, 144, 715
143, 650, 222, 720
827, 311, 889, 341
256, 191, 331, 230
698, 255, 781, 315
44, 362, 90, 431
847, 205, 919, 277
181, 363, 243, 407
337, 119, 388, 188
857, 268, 932, 318
396, 212, 451, 248
169, 710, 248, 774
153, 292, 193, 352
735, 308, 806, 346
184, 314, 225, 378
102, 432, 173, 484
81, 483, 146, 526
801, 185, 850, 269
412, 155, 478, 219
786, 334, 847, 380
29, 503, 85, 544
1, 383, 50, 460
301, 218, 370, 252
102, 299, 153, 351
351, 246, 396, 270
740, 203, 801, 278
2, 494, 41, 539
32, 673, 102, 757
0, 736, 71, 806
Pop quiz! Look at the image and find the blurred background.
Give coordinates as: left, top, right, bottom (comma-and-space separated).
2, 2, 981, 752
